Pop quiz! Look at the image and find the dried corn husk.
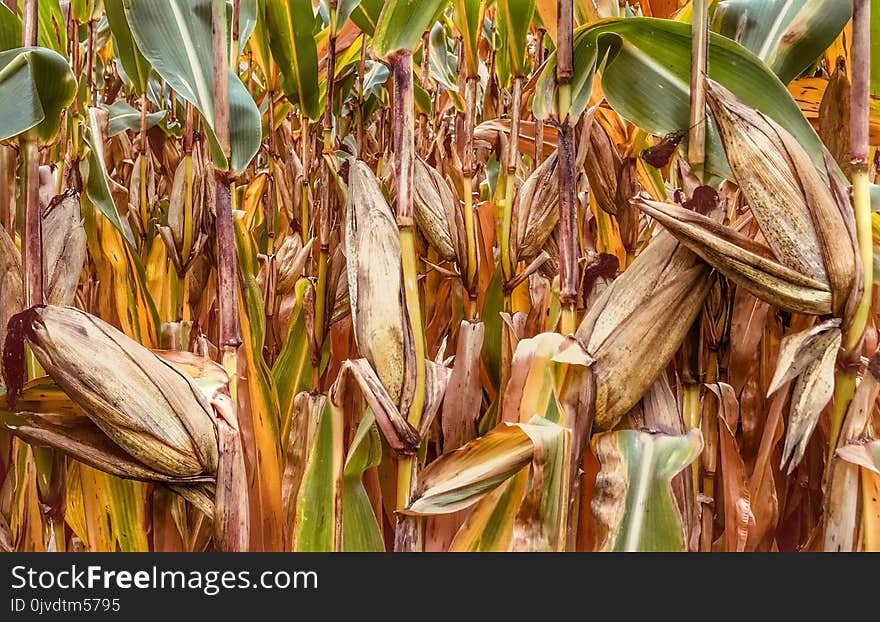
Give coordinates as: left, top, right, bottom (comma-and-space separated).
584, 119, 621, 216
635, 197, 833, 315
346, 161, 409, 406
706, 79, 855, 316
275, 235, 313, 295
0, 227, 22, 384
3, 306, 218, 478
413, 157, 466, 267
577, 232, 714, 430
511, 151, 558, 265
42, 191, 86, 306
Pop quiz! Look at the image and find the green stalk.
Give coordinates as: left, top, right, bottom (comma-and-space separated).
829, 0, 872, 456
846, 167, 873, 355
390, 51, 426, 550
461, 74, 480, 317
313, 2, 338, 388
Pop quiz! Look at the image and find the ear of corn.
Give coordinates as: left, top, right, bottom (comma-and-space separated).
42, 192, 87, 306
577, 232, 714, 430
413, 157, 466, 267
510, 151, 558, 265
634, 197, 834, 315
705, 79, 856, 317
345, 161, 410, 408
3, 306, 218, 478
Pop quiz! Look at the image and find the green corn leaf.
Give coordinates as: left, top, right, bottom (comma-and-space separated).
0, 4, 20, 51
429, 23, 458, 93
336, 0, 371, 35
349, 0, 383, 36
105, 0, 152, 95
273, 279, 314, 442
248, 0, 274, 80
0, 47, 76, 143
123, 0, 261, 173
593, 429, 703, 552
711, 0, 851, 85
72, 0, 107, 21
373, 0, 450, 57
452, 0, 482, 77
449, 471, 528, 552
238, 0, 258, 55
534, 17, 825, 180
103, 99, 166, 137
342, 411, 385, 552
104, 476, 150, 552
265, 0, 320, 121
294, 395, 342, 551
81, 107, 137, 246
496, 0, 535, 79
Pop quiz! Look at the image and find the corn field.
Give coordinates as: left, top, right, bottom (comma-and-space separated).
0, 0, 878, 553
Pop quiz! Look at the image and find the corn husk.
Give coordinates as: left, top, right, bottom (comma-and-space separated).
345, 160, 409, 406
705, 79, 856, 316
635, 197, 833, 315
413, 157, 466, 267
0, 227, 22, 384
275, 234, 313, 295
583, 119, 621, 216
577, 232, 714, 430
3, 306, 218, 478
511, 151, 558, 265
42, 191, 87, 306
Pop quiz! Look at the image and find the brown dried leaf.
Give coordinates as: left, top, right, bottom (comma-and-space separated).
781, 327, 841, 473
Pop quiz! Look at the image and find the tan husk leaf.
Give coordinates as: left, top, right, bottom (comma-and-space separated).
577, 232, 713, 430
345, 160, 409, 406
42, 191, 87, 306
9, 306, 218, 478
634, 197, 833, 315
705, 78, 855, 316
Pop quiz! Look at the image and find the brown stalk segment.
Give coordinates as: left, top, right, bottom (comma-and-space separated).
392, 52, 416, 225
23, 142, 43, 307
851, 0, 870, 165
215, 173, 241, 348
22, 0, 37, 46
557, 122, 579, 309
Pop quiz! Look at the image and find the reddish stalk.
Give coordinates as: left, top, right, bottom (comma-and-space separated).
556, 0, 579, 335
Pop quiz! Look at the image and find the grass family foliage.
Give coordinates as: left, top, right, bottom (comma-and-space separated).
0, 0, 879, 552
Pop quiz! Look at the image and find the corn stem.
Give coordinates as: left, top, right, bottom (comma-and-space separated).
830, 0, 872, 458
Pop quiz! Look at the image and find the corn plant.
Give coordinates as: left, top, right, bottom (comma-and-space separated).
0, 0, 879, 553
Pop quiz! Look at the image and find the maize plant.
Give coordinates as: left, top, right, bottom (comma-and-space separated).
0, 0, 879, 554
